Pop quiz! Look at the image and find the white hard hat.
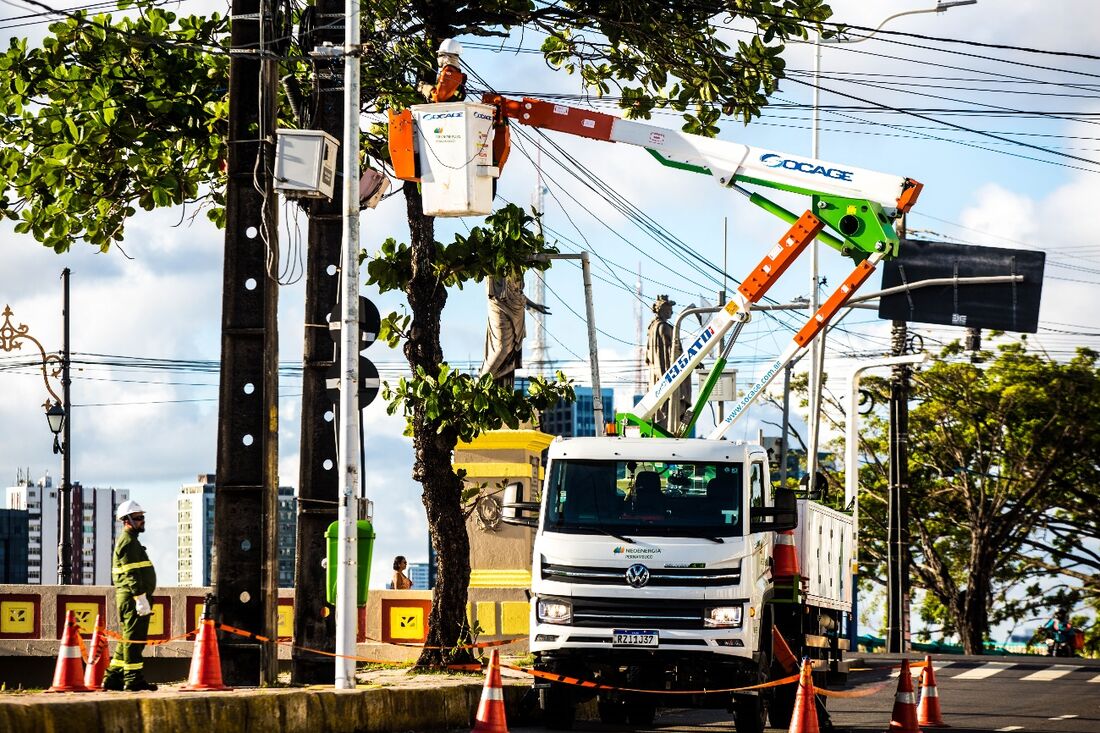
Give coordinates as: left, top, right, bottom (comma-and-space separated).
116, 500, 145, 520
437, 38, 463, 57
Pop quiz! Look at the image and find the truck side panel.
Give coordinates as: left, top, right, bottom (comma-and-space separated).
796, 501, 853, 611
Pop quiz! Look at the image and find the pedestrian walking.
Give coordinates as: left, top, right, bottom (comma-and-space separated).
392, 555, 413, 590
102, 500, 158, 691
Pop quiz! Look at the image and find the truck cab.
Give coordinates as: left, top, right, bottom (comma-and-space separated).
528, 436, 794, 731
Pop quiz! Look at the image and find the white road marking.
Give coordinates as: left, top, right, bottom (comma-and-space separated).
1089, 672, 1100, 683
889, 661, 953, 678
1049, 714, 1078, 720
1021, 664, 1075, 681
951, 661, 1014, 680
996, 726, 1024, 731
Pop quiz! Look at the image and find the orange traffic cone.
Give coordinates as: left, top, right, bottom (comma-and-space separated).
472, 649, 508, 733
180, 598, 231, 691
83, 615, 110, 690
917, 656, 948, 727
773, 626, 799, 675
887, 658, 922, 733
788, 658, 820, 733
47, 610, 91, 692
773, 529, 801, 580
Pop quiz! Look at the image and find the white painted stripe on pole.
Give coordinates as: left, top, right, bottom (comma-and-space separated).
951, 661, 1012, 680
1020, 664, 1074, 682
58, 645, 82, 658
482, 687, 504, 701
995, 726, 1023, 731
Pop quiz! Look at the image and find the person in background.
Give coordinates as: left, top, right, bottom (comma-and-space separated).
392, 555, 413, 590
102, 500, 157, 691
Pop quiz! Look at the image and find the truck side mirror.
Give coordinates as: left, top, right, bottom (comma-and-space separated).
501, 481, 541, 526
748, 488, 798, 533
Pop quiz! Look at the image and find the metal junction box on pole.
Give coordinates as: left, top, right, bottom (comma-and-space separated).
411, 102, 498, 217
274, 129, 339, 199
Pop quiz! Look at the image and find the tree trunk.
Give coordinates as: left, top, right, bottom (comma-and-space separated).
959, 542, 993, 655
401, 183, 475, 667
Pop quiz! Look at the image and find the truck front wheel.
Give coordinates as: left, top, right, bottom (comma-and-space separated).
543, 682, 576, 730
734, 694, 767, 733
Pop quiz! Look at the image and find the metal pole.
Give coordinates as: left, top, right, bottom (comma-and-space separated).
807, 35, 823, 488
334, 0, 361, 688
58, 268, 71, 586
779, 363, 792, 488
887, 321, 912, 654
580, 253, 604, 435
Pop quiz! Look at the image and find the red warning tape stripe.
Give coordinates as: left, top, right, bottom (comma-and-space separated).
502, 663, 802, 695
98, 626, 199, 646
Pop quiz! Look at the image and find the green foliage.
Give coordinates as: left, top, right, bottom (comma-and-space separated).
0, 2, 228, 251
855, 342, 1100, 650
382, 364, 574, 443
364, 203, 557, 294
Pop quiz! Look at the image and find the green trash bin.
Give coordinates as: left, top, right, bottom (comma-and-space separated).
325, 519, 375, 607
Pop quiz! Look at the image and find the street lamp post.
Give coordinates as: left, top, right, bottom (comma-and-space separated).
0, 271, 73, 584
806, 0, 977, 496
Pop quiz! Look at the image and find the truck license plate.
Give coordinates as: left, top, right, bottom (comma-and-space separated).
612, 629, 659, 647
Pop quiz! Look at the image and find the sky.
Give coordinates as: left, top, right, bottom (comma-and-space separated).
2, 0, 1099, 630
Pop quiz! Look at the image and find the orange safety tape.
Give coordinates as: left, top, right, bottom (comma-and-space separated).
99, 626, 198, 645
817, 680, 892, 698
75, 628, 89, 664
502, 663, 801, 695
214, 623, 416, 666
357, 632, 525, 650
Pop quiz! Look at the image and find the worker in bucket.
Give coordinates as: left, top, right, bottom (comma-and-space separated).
102, 500, 158, 691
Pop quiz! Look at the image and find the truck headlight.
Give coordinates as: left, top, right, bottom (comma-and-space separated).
537, 598, 572, 625
705, 605, 743, 628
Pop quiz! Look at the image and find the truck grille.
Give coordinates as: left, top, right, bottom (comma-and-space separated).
541, 560, 741, 587
569, 598, 710, 629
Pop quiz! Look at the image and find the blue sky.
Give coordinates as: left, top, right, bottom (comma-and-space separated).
2, 0, 1098, 622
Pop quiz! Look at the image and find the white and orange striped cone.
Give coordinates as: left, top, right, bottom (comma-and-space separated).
47, 610, 91, 693
472, 649, 508, 733
773, 529, 801, 581
917, 656, 948, 727
887, 658, 922, 733
789, 658, 820, 733
83, 615, 110, 690
180, 599, 231, 691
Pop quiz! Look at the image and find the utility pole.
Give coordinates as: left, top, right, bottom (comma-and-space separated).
528, 176, 548, 376
886, 217, 912, 654
334, 0, 362, 689
214, 0, 280, 685
292, 0, 344, 685
58, 267, 72, 585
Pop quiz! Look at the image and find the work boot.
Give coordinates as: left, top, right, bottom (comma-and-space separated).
124, 676, 158, 692
101, 669, 124, 691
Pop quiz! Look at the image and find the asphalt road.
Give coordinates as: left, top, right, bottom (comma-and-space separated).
509, 655, 1100, 733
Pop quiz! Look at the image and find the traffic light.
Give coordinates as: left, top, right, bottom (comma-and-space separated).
326, 295, 381, 407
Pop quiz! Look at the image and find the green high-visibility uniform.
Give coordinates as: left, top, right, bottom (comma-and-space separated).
104, 527, 157, 686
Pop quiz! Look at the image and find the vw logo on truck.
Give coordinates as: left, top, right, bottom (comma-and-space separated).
625, 563, 651, 588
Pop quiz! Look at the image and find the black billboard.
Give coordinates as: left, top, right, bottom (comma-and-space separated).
877, 239, 1045, 333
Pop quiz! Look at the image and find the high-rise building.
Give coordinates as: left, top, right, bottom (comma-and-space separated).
407, 562, 430, 590
516, 379, 614, 438
5, 472, 130, 585
0, 508, 30, 583
177, 474, 216, 586
177, 475, 297, 588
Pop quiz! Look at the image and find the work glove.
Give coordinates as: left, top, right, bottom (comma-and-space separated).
134, 593, 153, 617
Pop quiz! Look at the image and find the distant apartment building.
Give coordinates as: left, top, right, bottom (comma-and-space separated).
177, 475, 297, 587
4, 472, 127, 584
407, 562, 430, 590
515, 379, 614, 438
0, 509, 30, 583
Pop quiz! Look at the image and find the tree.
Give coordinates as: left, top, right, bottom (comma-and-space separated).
853, 341, 1100, 654
0, 3, 228, 251
3, 0, 836, 668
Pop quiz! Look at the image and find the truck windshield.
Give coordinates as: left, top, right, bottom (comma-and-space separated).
545, 459, 744, 537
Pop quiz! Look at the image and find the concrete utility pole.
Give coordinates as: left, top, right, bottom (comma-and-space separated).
334, 0, 362, 689
292, 0, 345, 685
58, 268, 73, 585
546, 253, 604, 435
213, 0, 280, 685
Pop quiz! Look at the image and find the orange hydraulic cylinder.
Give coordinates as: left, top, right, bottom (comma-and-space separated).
738, 211, 824, 304
794, 258, 878, 348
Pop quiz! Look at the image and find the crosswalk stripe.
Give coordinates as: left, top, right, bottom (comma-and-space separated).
951, 661, 1013, 680
1049, 714, 1078, 721
996, 726, 1023, 731
890, 661, 953, 679
1089, 673, 1100, 683
1021, 664, 1074, 681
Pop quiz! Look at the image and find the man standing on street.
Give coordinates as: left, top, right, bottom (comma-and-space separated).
102, 500, 158, 691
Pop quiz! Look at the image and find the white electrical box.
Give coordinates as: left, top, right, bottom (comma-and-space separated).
274, 128, 339, 199
411, 102, 498, 217
699, 367, 738, 401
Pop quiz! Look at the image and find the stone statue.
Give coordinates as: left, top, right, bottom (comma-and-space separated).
481, 276, 551, 390
645, 295, 692, 433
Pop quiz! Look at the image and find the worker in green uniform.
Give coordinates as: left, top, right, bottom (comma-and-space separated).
102, 500, 158, 691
